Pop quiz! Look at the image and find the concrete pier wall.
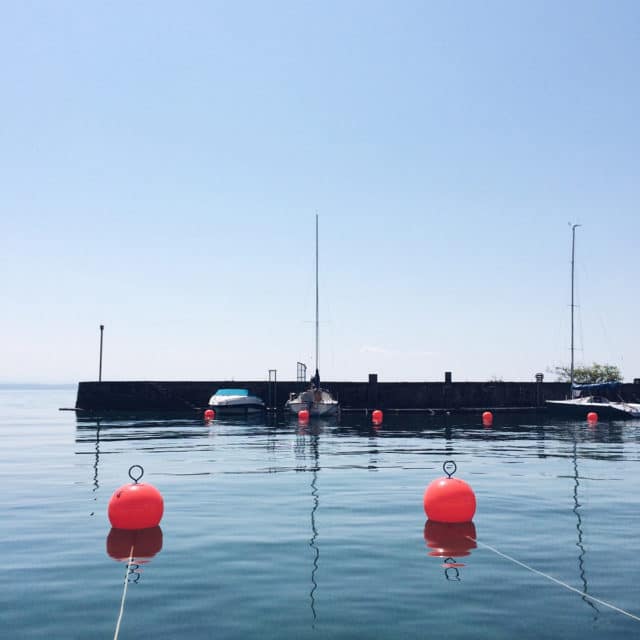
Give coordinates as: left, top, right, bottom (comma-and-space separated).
74, 378, 640, 412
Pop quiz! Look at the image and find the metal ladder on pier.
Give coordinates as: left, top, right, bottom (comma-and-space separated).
268, 369, 277, 412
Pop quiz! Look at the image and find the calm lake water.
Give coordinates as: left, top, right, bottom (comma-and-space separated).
2, 386, 640, 639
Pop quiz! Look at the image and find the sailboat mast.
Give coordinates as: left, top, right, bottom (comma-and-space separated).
570, 223, 581, 389
315, 213, 319, 375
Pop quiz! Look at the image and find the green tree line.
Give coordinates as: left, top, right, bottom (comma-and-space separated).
551, 363, 622, 384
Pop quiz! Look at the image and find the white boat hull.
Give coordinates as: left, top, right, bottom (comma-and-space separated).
546, 397, 640, 419
286, 400, 339, 417
285, 388, 339, 416
208, 391, 265, 415
208, 402, 265, 415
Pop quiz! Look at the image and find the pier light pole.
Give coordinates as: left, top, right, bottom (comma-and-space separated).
99, 325, 104, 382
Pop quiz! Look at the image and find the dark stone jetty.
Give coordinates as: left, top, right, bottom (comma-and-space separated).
73, 375, 640, 414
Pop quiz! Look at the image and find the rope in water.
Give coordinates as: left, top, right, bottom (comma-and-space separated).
467, 536, 640, 623
113, 545, 135, 640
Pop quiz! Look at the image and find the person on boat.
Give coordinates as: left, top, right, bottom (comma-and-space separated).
310, 369, 320, 389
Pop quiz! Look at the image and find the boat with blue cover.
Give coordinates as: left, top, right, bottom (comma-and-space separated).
546, 224, 640, 419
546, 381, 640, 419
208, 388, 265, 415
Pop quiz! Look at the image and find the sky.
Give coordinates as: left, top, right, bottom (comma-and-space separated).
1, 1, 639, 384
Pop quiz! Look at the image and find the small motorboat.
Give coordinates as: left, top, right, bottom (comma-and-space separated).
208, 388, 265, 415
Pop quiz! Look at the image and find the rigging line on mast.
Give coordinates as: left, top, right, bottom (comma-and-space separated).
572, 224, 608, 364
575, 263, 585, 363
570, 223, 581, 387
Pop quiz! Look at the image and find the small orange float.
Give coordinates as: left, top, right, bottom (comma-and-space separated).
423, 461, 476, 523
108, 465, 164, 530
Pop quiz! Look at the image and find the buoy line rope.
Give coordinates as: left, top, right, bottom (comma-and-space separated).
113, 544, 135, 640
467, 536, 640, 623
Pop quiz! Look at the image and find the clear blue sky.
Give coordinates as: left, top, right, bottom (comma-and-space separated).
1, 1, 639, 383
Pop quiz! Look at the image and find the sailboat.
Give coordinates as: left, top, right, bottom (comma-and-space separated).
285, 215, 340, 417
546, 225, 640, 419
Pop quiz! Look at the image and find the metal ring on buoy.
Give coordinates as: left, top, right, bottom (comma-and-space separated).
128, 465, 144, 484
443, 460, 457, 478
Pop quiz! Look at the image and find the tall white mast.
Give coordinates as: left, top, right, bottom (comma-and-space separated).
570, 223, 581, 389
315, 213, 319, 375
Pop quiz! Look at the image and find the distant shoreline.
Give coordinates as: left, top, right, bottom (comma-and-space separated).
0, 383, 76, 389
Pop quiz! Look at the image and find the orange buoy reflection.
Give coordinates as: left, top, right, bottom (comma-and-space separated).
106, 526, 163, 564
423, 520, 477, 559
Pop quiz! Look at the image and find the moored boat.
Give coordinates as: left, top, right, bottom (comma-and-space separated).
208, 388, 265, 415
286, 370, 339, 417
546, 225, 638, 419
546, 382, 640, 419
285, 214, 340, 417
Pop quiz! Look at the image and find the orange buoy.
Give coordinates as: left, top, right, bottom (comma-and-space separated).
423, 520, 477, 558
372, 409, 383, 424
482, 411, 493, 426
108, 465, 164, 530
298, 409, 310, 423
107, 526, 163, 563
587, 411, 598, 423
423, 461, 476, 523
204, 408, 215, 421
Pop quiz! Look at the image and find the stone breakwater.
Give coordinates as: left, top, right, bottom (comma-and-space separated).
74, 377, 640, 412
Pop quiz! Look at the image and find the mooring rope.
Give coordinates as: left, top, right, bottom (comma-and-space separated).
467, 536, 640, 623
113, 544, 135, 640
